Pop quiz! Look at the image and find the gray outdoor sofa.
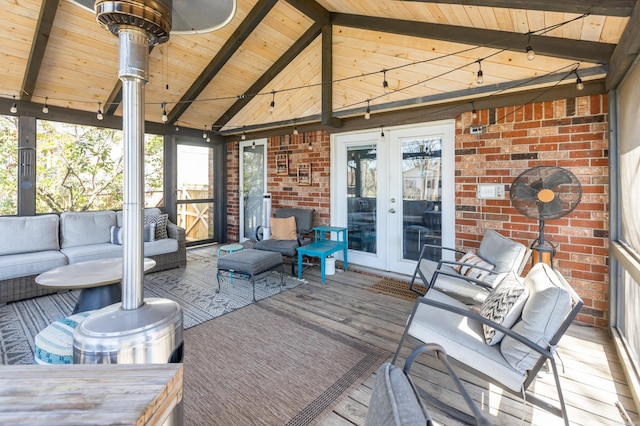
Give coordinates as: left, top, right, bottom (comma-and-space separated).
0, 207, 186, 304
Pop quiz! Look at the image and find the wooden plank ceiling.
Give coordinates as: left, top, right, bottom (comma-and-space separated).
0, 0, 634, 138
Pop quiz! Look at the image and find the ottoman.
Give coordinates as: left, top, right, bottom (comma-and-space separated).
34, 310, 94, 365
216, 249, 283, 301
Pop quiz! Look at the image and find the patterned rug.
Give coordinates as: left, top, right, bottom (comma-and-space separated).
368, 277, 426, 300
0, 255, 305, 365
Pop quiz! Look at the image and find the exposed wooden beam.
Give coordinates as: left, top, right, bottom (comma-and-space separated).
606, 1, 640, 90
166, 0, 279, 125
213, 24, 322, 129
21, 0, 60, 101
332, 13, 614, 64
285, 0, 330, 23
321, 23, 341, 128
396, 0, 634, 17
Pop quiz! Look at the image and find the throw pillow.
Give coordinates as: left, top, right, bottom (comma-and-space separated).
144, 214, 169, 240
110, 224, 157, 245
454, 251, 495, 280
480, 273, 529, 345
270, 216, 297, 240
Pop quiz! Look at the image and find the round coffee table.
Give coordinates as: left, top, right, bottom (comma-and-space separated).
36, 257, 156, 314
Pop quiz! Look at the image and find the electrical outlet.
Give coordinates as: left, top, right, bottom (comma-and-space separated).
470, 125, 484, 134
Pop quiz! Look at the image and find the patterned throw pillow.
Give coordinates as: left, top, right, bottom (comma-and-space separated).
480, 274, 529, 345
143, 214, 169, 240
454, 251, 495, 280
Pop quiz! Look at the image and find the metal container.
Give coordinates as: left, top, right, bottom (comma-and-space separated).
73, 298, 183, 364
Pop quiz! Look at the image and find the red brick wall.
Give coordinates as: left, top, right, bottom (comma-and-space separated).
456, 94, 609, 326
226, 95, 609, 326
226, 131, 332, 242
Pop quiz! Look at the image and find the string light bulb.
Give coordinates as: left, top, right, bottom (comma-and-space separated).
175, 122, 180, 132
10, 95, 17, 114
293, 125, 298, 135
161, 102, 168, 122
308, 140, 313, 150
526, 45, 535, 61
364, 99, 371, 120
472, 109, 477, 120
42, 97, 49, 114
241, 131, 246, 140
380, 127, 385, 141
575, 71, 584, 91
203, 126, 207, 139
382, 70, 390, 94
476, 60, 484, 85
96, 102, 103, 120
526, 34, 535, 61
268, 91, 275, 114
252, 140, 256, 149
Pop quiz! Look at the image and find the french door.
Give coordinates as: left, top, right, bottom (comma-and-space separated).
332, 121, 455, 275
239, 139, 268, 241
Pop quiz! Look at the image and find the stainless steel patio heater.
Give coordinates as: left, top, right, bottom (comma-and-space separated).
68, 0, 235, 423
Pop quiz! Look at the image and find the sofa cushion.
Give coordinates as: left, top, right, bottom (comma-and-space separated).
408, 289, 525, 391
0, 251, 68, 280
364, 362, 430, 426
480, 273, 529, 345
270, 216, 297, 240
60, 211, 117, 248
0, 214, 60, 256
478, 229, 527, 273
61, 243, 122, 264
144, 214, 169, 240
500, 263, 572, 374
143, 238, 178, 257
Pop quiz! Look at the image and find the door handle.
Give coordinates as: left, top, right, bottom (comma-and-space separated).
389, 208, 396, 214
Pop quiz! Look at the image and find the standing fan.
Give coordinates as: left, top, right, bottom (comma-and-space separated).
510, 166, 582, 266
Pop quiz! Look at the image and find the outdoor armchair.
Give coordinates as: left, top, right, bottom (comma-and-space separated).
409, 229, 531, 304
255, 208, 314, 274
393, 263, 583, 425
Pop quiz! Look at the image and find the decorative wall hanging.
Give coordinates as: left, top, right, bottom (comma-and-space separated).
276, 154, 288, 176
298, 163, 311, 185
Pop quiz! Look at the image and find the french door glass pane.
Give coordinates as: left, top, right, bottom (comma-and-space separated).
401, 137, 442, 261
243, 144, 265, 240
347, 145, 377, 253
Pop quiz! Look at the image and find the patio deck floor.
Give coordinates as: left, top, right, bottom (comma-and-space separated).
199, 244, 639, 425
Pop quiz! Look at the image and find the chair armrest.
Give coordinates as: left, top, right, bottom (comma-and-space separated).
419, 244, 465, 258
414, 296, 554, 361
166, 221, 185, 243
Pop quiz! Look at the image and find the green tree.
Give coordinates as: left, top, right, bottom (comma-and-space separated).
0, 115, 18, 215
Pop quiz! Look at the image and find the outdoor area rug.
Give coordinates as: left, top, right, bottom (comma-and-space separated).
0, 255, 305, 365
368, 277, 425, 300
183, 302, 390, 426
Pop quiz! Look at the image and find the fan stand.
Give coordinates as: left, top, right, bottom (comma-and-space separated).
531, 220, 555, 267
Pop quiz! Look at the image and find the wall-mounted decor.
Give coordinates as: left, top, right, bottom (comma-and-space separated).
298, 163, 311, 185
276, 154, 288, 176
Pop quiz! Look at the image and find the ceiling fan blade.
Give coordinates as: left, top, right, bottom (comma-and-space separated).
539, 197, 564, 218
512, 181, 538, 200
543, 170, 572, 189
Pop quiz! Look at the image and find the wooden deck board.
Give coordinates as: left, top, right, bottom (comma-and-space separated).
205, 246, 640, 425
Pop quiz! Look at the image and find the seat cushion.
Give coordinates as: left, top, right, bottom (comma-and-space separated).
61, 243, 122, 264
408, 290, 525, 391
217, 249, 283, 276
256, 238, 305, 257
143, 238, 178, 257
364, 363, 431, 426
500, 263, 572, 374
0, 250, 68, 280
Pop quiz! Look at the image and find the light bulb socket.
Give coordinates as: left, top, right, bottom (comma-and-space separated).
476, 69, 484, 85
10, 103, 17, 114
293, 126, 298, 135
576, 76, 584, 91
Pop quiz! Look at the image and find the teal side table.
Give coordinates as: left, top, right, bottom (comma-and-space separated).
297, 226, 348, 284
